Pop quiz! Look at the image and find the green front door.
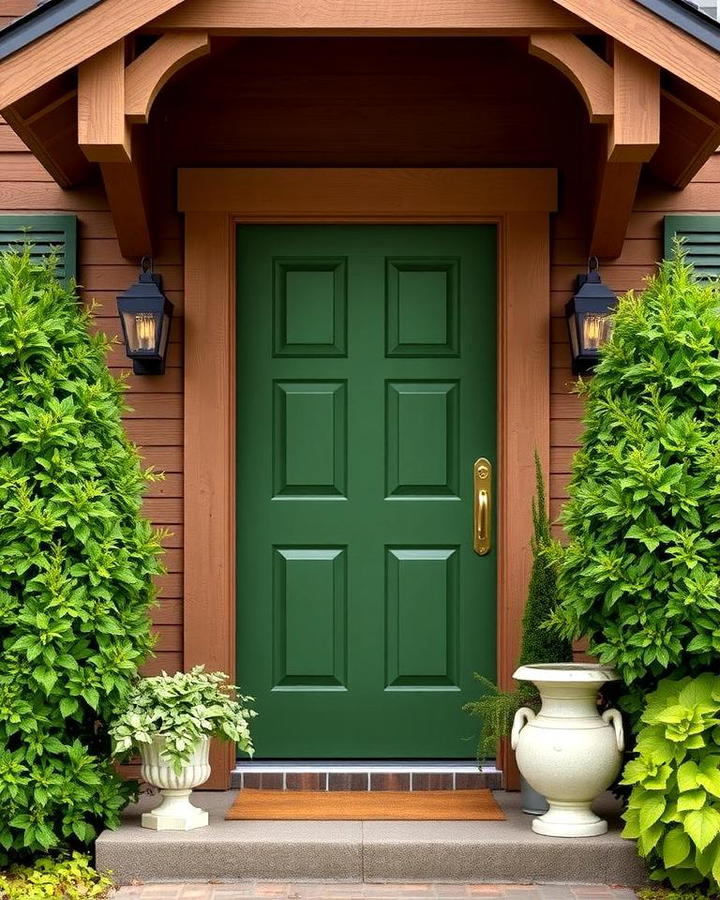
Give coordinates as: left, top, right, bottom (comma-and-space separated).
236, 225, 496, 758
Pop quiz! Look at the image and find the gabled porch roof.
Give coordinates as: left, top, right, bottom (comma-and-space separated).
1, 0, 720, 261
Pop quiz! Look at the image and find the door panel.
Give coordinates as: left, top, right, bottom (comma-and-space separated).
236, 225, 496, 758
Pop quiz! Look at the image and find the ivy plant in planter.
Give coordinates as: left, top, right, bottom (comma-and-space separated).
551, 248, 720, 715
0, 248, 163, 862
111, 667, 256, 829
111, 666, 256, 773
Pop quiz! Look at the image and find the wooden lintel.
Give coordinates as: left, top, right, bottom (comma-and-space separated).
78, 40, 131, 164
125, 32, 210, 124
100, 129, 153, 259
590, 156, 642, 259
528, 33, 612, 124
608, 43, 660, 164
650, 84, 720, 189
149, 0, 586, 33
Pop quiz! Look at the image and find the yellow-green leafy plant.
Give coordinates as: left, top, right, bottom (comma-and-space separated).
0, 248, 164, 862
622, 674, 720, 892
0, 852, 112, 900
551, 248, 720, 714
110, 666, 256, 774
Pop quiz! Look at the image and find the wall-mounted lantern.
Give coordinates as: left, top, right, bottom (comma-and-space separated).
117, 258, 173, 375
565, 258, 617, 375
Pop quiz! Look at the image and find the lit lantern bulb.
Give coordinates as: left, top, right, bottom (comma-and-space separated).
135, 313, 156, 350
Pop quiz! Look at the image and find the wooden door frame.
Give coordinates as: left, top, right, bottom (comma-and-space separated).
179, 167, 556, 789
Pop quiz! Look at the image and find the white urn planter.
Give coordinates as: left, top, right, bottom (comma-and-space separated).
511, 663, 624, 838
139, 735, 211, 831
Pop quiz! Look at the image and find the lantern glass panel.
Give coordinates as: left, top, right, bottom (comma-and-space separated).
121, 309, 163, 355
580, 312, 614, 352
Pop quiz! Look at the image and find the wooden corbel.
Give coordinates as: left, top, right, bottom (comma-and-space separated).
125, 32, 210, 124
528, 33, 613, 124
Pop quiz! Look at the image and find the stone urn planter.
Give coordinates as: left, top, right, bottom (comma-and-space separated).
139, 735, 211, 831
511, 663, 624, 837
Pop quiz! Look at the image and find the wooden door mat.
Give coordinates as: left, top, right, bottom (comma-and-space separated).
226, 789, 505, 821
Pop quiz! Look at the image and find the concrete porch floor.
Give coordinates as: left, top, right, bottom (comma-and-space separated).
96, 791, 647, 889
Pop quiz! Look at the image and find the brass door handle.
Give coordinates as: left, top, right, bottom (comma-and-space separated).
474, 458, 492, 555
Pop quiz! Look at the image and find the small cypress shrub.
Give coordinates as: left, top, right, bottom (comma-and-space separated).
464, 455, 573, 758
0, 248, 163, 862
551, 247, 720, 714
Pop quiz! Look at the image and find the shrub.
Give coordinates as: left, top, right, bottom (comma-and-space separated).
551, 249, 720, 713
0, 248, 164, 862
622, 674, 720, 893
0, 852, 112, 900
464, 455, 573, 758
111, 666, 256, 774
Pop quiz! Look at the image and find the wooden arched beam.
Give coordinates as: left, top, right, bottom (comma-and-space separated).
529, 32, 613, 124
125, 31, 210, 123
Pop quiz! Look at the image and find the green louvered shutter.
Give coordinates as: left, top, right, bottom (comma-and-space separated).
0, 215, 77, 282
664, 215, 720, 280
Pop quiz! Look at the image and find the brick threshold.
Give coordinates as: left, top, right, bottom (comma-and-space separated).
231, 762, 502, 791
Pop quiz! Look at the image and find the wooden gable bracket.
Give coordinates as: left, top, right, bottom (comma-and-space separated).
591, 43, 660, 259
529, 34, 660, 258
77, 32, 209, 258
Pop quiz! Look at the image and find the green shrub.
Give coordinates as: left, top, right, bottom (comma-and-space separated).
0, 852, 112, 900
0, 248, 164, 862
464, 455, 573, 758
551, 249, 720, 712
111, 666, 256, 774
622, 674, 720, 893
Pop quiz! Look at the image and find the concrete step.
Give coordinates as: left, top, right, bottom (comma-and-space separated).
96, 791, 647, 888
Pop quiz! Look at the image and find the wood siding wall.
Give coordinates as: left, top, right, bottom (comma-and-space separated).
0, 36, 715, 681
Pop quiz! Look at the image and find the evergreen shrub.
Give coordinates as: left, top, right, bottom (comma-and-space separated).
0, 248, 163, 862
551, 249, 720, 713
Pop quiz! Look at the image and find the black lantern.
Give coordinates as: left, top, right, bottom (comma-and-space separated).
565, 258, 617, 375
117, 258, 173, 375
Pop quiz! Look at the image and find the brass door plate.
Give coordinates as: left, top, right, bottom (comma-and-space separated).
473, 458, 492, 555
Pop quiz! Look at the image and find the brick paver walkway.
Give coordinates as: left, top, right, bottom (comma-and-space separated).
113, 883, 639, 898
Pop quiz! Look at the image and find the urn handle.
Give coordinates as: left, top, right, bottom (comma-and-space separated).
511, 707, 536, 751
602, 708, 625, 752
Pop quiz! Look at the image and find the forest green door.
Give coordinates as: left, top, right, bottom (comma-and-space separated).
236, 225, 496, 758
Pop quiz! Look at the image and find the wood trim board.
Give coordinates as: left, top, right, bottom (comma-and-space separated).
181, 167, 554, 789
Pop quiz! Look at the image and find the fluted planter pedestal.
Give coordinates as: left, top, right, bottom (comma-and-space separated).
511, 664, 624, 838
140, 736, 211, 831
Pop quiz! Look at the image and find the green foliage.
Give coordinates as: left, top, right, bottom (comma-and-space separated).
518, 454, 574, 669
622, 674, 720, 892
551, 248, 720, 707
638, 887, 720, 900
110, 666, 257, 774
0, 852, 112, 900
464, 456, 572, 758
0, 248, 163, 862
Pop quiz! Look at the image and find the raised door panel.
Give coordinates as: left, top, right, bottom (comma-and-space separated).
385, 380, 459, 498
272, 547, 347, 689
385, 547, 459, 690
